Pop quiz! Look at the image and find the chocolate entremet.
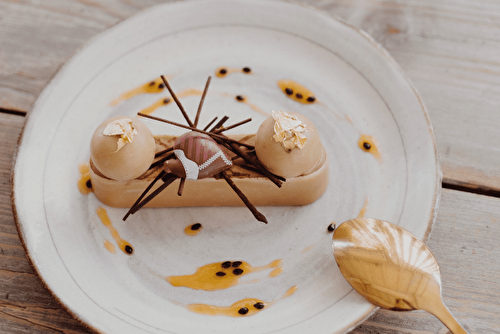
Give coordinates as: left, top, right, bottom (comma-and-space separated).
89, 133, 328, 208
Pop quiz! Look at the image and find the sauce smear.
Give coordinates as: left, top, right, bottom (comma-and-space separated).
111, 77, 169, 105
184, 223, 203, 236
77, 163, 93, 195
277, 79, 317, 104
96, 207, 134, 255
187, 285, 297, 317
166, 259, 283, 291
358, 134, 382, 162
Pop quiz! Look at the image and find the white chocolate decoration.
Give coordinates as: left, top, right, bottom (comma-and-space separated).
255, 111, 326, 178
272, 110, 307, 150
90, 116, 155, 182
102, 118, 138, 152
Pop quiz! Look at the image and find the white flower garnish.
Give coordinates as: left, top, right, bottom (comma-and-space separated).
102, 118, 138, 152
272, 110, 307, 150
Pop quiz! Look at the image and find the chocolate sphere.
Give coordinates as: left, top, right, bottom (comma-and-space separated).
255, 111, 325, 178
90, 116, 155, 181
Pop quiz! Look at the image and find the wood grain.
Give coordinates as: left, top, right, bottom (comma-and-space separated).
317, 0, 500, 194
2, 0, 500, 333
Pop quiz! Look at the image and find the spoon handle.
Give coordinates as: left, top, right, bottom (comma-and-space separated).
427, 300, 468, 334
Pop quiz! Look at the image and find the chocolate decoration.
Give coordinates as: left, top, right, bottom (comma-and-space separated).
174, 131, 232, 180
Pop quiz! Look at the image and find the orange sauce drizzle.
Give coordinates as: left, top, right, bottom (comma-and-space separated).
215, 66, 252, 78
301, 243, 316, 253
96, 207, 134, 255
277, 79, 317, 104
357, 198, 369, 218
139, 88, 204, 115
234, 95, 270, 116
166, 259, 283, 291
104, 239, 116, 254
186, 285, 297, 317
111, 76, 172, 105
184, 223, 202, 236
77, 163, 93, 195
358, 134, 382, 162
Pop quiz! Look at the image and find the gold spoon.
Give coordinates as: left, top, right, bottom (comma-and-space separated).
332, 218, 468, 334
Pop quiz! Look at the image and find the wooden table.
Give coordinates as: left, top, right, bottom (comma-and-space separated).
1, 0, 499, 333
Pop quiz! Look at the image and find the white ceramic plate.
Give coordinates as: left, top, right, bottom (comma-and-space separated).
12, 1, 441, 333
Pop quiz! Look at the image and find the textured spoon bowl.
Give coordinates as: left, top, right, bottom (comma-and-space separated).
332, 218, 467, 333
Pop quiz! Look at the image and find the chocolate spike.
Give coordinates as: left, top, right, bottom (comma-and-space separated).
160, 75, 194, 128
215, 137, 283, 187
177, 177, 186, 196
210, 116, 229, 132
137, 113, 254, 149
123, 170, 166, 221
213, 118, 252, 134
155, 147, 173, 158
149, 151, 175, 170
203, 116, 218, 131
128, 173, 178, 217
236, 162, 286, 182
194, 76, 211, 128
220, 171, 267, 224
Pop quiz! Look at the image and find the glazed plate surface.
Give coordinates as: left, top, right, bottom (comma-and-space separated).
12, 1, 441, 333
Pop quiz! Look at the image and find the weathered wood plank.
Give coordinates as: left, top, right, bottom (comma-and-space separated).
318, 0, 500, 195
0, 0, 166, 113
2, 0, 500, 333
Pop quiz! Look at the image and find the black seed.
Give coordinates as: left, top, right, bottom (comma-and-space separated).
219, 68, 228, 74
235, 95, 245, 101
295, 93, 303, 99
233, 268, 244, 275
85, 179, 92, 189
307, 96, 316, 102
232, 261, 242, 268
221, 261, 232, 268
327, 223, 336, 232
363, 142, 371, 150
149, 81, 156, 86
190, 223, 202, 231
253, 302, 265, 309
242, 67, 251, 73
215, 271, 226, 277
158, 83, 165, 89
238, 307, 249, 315
124, 245, 133, 254
163, 98, 171, 104
285, 87, 293, 95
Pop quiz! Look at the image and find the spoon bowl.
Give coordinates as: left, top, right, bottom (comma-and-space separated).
332, 218, 467, 334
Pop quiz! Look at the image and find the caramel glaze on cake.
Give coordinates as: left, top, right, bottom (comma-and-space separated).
89, 133, 328, 208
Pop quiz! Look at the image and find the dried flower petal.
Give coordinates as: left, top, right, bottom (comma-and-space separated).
102, 118, 138, 152
272, 110, 307, 150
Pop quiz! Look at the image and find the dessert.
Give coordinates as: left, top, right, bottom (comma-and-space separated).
88, 76, 329, 222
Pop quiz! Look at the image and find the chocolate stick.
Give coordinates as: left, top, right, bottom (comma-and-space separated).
137, 113, 254, 149
123, 170, 166, 221
209, 116, 229, 132
128, 173, 178, 216
149, 151, 175, 169
160, 75, 194, 128
220, 171, 268, 224
213, 118, 252, 134
155, 147, 173, 158
194, 76, 211, 128
215, 138, 283, 187
202, 116, 218, 131
177, 177, 186, 196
